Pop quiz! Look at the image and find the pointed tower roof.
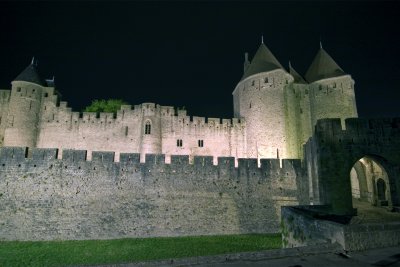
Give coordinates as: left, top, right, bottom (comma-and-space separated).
241, 43, 284, 81
13, 58, 45, 86
289, 61, 307, 84
305, 47, 346, 83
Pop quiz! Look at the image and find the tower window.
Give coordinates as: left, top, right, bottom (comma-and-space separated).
17, 87, 21, 92
145, 121, 151, 134
264, 77, 268, 83
251, 80, 255, 86
177, 139, 183, 147
198, 140, 204, 147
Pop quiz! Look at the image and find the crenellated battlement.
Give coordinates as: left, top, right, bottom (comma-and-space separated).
313, 118, 400, 145
41, 101, 245, 129
0, 147, 302, 179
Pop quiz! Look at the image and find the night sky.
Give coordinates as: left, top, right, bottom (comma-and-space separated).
0, 1, 399, 119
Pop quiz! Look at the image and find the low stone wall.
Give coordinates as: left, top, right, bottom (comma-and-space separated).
281, 206, 400, 251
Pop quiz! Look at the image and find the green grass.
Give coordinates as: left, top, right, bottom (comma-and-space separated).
0, 234, 282, 267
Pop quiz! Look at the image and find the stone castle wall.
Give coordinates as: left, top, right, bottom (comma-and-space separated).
0, 147, 307, 240
0, 83, 248, 162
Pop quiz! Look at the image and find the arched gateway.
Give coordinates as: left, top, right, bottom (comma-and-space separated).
304, 118, 400, 215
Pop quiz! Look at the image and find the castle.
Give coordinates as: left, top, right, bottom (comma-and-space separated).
0, 41, 357, 163
3, 41, 396, 243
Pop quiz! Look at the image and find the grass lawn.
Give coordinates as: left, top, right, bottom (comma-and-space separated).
0, 233, 282, 267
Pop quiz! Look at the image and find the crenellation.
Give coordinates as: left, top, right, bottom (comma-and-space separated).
0, 146, 27, 161
177, 109, 187, 117
260, 158, 280, 171
281, 159, 302, 174
59, 101, 68, 108
0, 90, 10, 102
31, 148, 59, 161
194, 155, 214, 167
92, 151, 115, 163
62, 149, 87, 162
170, 155, 190, 166
144, 153, 165, 165
119, 153, 140, 164
238, 158, 258, 169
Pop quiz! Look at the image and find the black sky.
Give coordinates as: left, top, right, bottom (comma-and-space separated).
0, 1, 399, 119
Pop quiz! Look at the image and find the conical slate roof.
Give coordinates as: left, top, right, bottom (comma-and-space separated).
289, 61, 307, 84
14, 60, 45, 86
241, 43, 284, 80
305, 47, 346, 83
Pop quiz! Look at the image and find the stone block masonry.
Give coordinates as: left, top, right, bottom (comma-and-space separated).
0, 147, 306, 241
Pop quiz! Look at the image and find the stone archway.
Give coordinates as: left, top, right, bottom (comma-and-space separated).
304, 118, 400, 215
350, 156, 392, 208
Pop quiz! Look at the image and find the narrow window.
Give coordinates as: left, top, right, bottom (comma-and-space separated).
125, 126, 129, 136
264, 77, 268, 83
177, 139, 183, 147
249, 102, 252, 108
145, 121, 151, 134
251, 80, 255, 86
198, 140, 204, 147
17, 87, 21, 92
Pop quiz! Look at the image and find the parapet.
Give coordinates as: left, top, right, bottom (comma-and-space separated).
92, 151, 115, 163
62, 149, 87, 162
312, 117, 400, 147
0, 147, 304, 183
31, 148, 58, 161
120, 153, 140, 163
0, 147, 27, 161
314, 118, 342, 136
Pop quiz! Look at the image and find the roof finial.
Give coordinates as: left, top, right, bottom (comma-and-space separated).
288, 60, 292, 68
319, 36, 323, 49
261, 34, 264, 44
31, 57, 35, 65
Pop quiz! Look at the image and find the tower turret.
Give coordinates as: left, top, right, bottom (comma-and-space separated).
3, 58, 45, 148
233, 41, 294, 160
305, 45, 358, 129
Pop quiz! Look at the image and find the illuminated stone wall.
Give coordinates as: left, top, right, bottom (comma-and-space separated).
34, 96, 247, 163
233, 69, 295, 159
0, 65, 358, 164
0, 147, 306, 241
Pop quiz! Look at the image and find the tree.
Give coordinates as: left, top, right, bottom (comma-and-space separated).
83, 99, 128, 113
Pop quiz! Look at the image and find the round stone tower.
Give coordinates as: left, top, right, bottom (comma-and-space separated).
233, 41, 294, 160
4, 59, 45, 148
305, 44, 358, 129
140, 103, 162, 160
